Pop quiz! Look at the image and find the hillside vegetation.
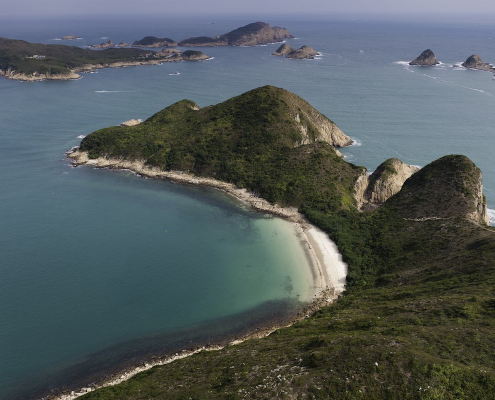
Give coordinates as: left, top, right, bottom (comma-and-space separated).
75, 88, 495, 399
0, 38, 168, 76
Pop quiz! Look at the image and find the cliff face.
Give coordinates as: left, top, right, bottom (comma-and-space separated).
273, 44, 318, 59
385, 155, 489, 225
354, 158, 419, 210
179, 22, 293, 47
462, 54, 495, 71
409, 49, 439, 66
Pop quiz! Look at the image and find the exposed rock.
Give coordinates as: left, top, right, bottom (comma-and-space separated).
354, 158, 419, 210
132, 36, 178, 48
273, 44, 318, 59
89, 40, 115, 49
179, 21, 293, 47
365, 159, 420, 206
120, 119, 142, 127
116, 42, 130, 47
409, 49, 439, 66
0, 68, 81, 81
462, 54, 495, 71
62, 35, 78, 40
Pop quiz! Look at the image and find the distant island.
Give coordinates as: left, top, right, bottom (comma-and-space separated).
63, 86, 493, 399
409, 49, 439, 66
61, 35, 80, 41
462, 54, 495, 72
0, 38, 210, 81
132, 36, 178, 48
272, 44, 319, 59
178, 21, 293, 47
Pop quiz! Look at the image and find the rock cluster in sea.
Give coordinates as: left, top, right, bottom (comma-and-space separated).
409, 49, 439, 66
272, 44, 319, 59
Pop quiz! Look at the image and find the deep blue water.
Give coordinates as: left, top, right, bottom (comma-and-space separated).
1, 16, 494, 399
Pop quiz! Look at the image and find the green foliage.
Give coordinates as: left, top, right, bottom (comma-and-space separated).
0, 37, 171, 76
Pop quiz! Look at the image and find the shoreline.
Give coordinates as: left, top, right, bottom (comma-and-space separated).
53, 149, 348, 400
0, 56, 213, 82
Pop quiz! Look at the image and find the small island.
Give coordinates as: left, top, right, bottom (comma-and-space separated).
272, 44, 319, 59
132, 36, 178, 48
61, 35, 79, 40
0, 38, 210, 81
178, 21, 293, 47
409, 49, 439, 66
462, 54, 495, 71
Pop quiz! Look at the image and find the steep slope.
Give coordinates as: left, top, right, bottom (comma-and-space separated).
76, 86, 357, 210
409, 49, 439, 66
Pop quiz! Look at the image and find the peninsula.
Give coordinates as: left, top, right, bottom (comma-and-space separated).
178, 21, 293, 47
63, 86, 493, 399
0, 38, 210, 81
272, 44, 319, 59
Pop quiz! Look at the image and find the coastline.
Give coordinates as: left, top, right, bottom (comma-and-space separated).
54, 149, 348, 400
0, 56, 213, 82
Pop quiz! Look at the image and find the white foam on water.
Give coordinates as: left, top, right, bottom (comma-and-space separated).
394, 61, 410, 66
488, 209, 495, 226
51, 38, 62, 41
350, 138, 362, 147
77, 135, 86, 139
359, 50, 365, 54
100, 36, 109, 39
93, 90, 132, 93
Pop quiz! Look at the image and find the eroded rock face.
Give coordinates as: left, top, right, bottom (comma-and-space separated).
409, 49, 439, 66
462, 54, 495, 71
273, 44, 318, 59
365, 159, 420, 205
354, 158, 420, 210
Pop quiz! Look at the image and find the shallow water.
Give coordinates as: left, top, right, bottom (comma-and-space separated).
1, 15, 495, 399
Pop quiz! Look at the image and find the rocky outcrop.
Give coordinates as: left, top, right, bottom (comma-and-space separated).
89, 40, 115, 49
61, 35, 78, 40
132, 36, 178, 48
366, 159, 419, 206
273, 44, 318, 59
0, 68, 81, 81
179, 22, 293, 47
354, 158, 420, 210
116, 42, 130, 47
121, 119, 142, 127
462, 54, 495, 71
409, 49, 439, 66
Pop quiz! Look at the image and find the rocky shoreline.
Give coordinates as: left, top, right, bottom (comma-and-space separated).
54, 148, 348, 400
0, 55, 212, 82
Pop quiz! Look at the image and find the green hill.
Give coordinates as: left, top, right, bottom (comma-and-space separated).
73, 87, 495, 399
0, 37, 174, 80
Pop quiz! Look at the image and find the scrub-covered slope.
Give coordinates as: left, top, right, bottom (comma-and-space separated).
78, 86, 359, 210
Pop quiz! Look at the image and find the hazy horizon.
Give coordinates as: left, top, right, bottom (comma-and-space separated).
2, 0, 495, 22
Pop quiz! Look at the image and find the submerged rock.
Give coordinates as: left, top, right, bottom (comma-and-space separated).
409, 49, 439, 66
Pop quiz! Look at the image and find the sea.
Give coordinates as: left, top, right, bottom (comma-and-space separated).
0, 15, 494, 399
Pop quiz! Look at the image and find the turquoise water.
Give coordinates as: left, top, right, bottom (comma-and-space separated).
1, 16, 495, 399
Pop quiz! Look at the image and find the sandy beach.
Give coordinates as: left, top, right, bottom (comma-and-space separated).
56, 149, 348, 400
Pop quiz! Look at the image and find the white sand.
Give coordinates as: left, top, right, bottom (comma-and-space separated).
56, 150, 348, 399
